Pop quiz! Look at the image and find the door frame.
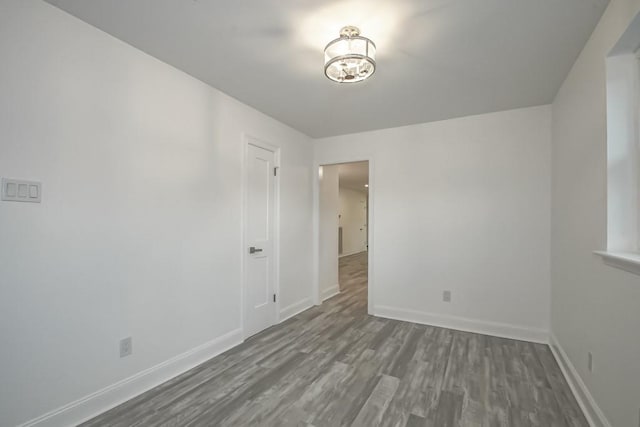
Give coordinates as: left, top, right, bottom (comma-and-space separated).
312, 157, 374, 315
241, 133, 281, 340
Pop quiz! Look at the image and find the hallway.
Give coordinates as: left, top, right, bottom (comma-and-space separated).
83, 251, 586, 426
338, 251, 368, 298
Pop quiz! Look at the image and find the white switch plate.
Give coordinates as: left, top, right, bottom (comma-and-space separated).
1, 178, 41, 203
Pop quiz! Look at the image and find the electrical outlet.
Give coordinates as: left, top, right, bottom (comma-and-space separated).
120, 337, 133, 358
587, 352, 593, 372
443, 290, 451, 302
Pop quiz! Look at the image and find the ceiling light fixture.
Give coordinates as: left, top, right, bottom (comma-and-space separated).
324, 26, 376, 83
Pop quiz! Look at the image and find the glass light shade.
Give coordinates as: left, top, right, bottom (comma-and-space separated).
324, 27, 376, 83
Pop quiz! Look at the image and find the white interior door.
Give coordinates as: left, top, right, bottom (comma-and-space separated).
244, 143, 277, 338
360, 197, 368, 251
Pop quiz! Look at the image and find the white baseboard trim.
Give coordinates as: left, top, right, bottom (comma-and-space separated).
339, 250, 367, 258
321, 284, 340, 301
279, 297, 312, 322
549, 333, 611, 427
18, 328, 243, 427
373, 305, 548, 344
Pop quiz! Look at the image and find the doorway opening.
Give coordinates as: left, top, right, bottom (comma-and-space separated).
317, 161, 370, 314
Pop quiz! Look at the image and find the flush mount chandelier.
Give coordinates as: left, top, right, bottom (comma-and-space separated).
324, 26, 376, 83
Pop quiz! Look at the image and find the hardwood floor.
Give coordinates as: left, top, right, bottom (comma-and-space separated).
82, 252, 587, 426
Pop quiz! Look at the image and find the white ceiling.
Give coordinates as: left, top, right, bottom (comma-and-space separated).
338, 162, 369, 193
44, 0, 608, 138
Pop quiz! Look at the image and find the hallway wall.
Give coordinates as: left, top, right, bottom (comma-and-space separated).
339, 187, 368, 257
318, 165, 340, 300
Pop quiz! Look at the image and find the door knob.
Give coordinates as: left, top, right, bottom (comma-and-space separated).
249, 246, 263, 254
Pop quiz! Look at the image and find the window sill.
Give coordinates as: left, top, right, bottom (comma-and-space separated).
594, 251, 640, 276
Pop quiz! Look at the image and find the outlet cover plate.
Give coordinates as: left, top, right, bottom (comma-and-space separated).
443, 290, 452, 302
120, 337, 133, 358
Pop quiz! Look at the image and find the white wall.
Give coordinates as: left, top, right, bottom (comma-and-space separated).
551, 0, 640, 425
318, 165, 339, 300
0, 1, 313, 426
339, 187, 368, 256
315, 105, 552, 342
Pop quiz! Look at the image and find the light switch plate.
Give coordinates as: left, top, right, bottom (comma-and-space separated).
1, 178, 41, 203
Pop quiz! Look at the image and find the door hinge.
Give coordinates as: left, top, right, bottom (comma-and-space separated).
273, 294, 277, 302
274, 167, 278, 176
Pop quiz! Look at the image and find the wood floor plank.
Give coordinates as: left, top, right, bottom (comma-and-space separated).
433, 390, 464, 427
81, 252, 588, 427
351, 375, 399, 427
